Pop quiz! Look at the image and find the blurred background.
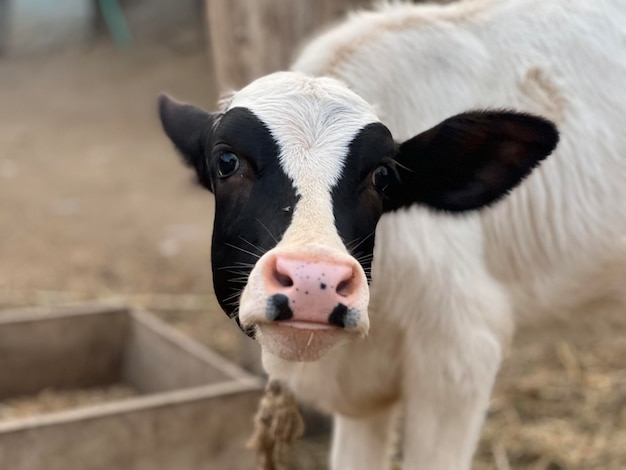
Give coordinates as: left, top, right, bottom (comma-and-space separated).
0, 0, 624, 469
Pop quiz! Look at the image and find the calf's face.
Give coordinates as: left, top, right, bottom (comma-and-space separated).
159, 71, 558, 362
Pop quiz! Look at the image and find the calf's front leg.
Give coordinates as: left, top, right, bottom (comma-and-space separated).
401, 293, 513, 469
330, 405, 398, 470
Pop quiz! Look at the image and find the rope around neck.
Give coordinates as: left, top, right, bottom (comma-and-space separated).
248, 379, 305, 470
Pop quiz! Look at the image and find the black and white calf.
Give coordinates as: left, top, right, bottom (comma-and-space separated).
159, 0, 626, 468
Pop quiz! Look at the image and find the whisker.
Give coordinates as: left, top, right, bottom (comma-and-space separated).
217, 262, 256, 271
223, 292, 242, 303
355, 255, 374, 264
227, 273, 250, 279
223, 289, 241, 298
256, 218, 279, 244
227, 301, 242, 321
224, 242, 262, 260
224, 269, 252, 276
389, 157, 412, 173
238, 236, 267, 256
350, 232, 375, 253
344, 237, 362, 251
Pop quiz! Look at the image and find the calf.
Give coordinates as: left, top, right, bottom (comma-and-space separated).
158, 0, 626, 468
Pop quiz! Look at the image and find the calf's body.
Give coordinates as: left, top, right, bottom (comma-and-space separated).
159, 0, 626, 468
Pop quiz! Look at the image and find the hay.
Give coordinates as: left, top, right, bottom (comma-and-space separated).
475, 329, 626, 470
0, 384, 137, 421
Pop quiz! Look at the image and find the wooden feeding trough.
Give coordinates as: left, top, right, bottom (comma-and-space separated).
0, 304, 263, 470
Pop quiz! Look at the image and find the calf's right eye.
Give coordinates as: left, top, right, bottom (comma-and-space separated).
217, 152, 240, 178
371, 165, 390, 193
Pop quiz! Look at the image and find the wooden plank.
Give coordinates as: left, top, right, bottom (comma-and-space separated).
206, 0, 370, 93
122, 310, 257, 392
0, 306, 130, 399
0, 305, 259, 398
0, 384, 261, 470
0, 303, 129, 324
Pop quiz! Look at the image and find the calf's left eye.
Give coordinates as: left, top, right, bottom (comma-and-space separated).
371, 165, 390, 192
217, 152, 240, 178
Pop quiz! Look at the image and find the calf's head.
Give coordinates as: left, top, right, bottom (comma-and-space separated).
159, 72, 558, 362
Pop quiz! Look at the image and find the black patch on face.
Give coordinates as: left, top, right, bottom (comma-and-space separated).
328, 303, 348, 328
266, 294, 294, 321
207, 108, 299, 323
331, 123, 396, 280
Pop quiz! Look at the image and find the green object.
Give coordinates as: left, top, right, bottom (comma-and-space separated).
99, 0, 133, 48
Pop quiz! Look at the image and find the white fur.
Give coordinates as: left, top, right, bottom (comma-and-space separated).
235, 0, 626, 468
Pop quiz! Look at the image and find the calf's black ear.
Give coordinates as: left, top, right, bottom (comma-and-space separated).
158, 94, 216, 190
385, 111, 559, 212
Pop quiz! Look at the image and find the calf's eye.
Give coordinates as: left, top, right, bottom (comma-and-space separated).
217, 152, 240, 178
371, 165, 390, 192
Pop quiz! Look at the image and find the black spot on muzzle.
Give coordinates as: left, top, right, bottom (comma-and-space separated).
328, 303, 348, 328
266, 293, 294, 322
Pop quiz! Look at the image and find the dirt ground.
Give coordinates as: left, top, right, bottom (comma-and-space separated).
1, 38, 625, 469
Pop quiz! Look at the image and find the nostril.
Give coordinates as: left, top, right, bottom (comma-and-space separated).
336, 276, 355, 297
275, 271, 294, 288
272, 257, 295, 288
336, 280, 349, 297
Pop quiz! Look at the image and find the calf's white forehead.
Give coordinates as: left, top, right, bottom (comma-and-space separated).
228, 72, 380, 193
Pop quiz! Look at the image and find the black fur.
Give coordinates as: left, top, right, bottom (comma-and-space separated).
158, 95, 216, 190
331, 123, 396, 278
159, 97, 298, 329
384, 110, 559, 212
